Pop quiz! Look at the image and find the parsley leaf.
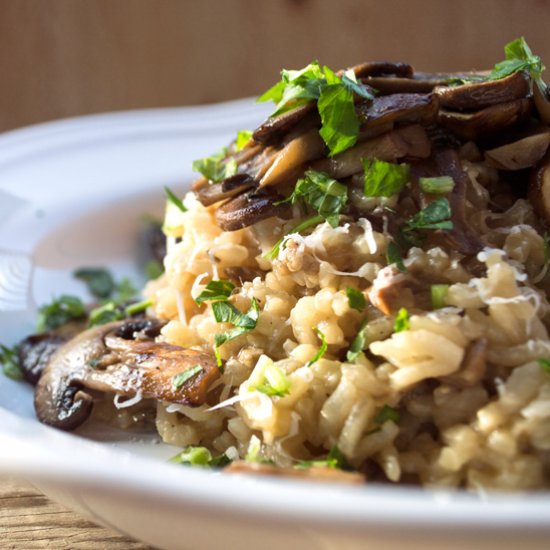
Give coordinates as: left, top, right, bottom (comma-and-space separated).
37, 295, 87, 332
249, 359, 291, 397
346, 318, 368, 362
306, 327, 328, 367
346, 287, 366, 312
374, 405, 400, 424
124, 299, 153, 316
285, 170, 348, 228
213, 299, 260, 366
489, 37, 544, 82
164, 186, 187, 213
386, 241, 407, 273
394, 308, 410, 333
172, 365, 203, 390
192, 149, 237, 183
195, 280, 235, 305
0, 344, 22, 381
295, 445, 353, 471
236, 130, 253, 151
145, 260, 164, 280
363, 159, 410, 198
404, 198, 453, 235
419, 176, 455, 195
73, 267, 115, 299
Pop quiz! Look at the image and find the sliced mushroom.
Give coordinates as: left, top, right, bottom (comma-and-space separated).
225, 461, 365, 484
368, 265, 415, 315
434, 149, 485, 255
252, 104, 318, 146
356, 93, 439, 129
533, 80, 550, 124
34, 320, 219, 431
440, 337, 487, 388
259, 128, 326, 188
485, 129, 550, 170
528, 150, 550, 225
311, 125, 430, 179
18, 333, 66, 385
215, 189, 290, 231
438, 98, 532, 141
434, 70, 531, 111
349, 61, 413, 79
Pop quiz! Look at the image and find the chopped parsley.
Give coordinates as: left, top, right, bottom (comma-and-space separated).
419, 176, 455, 195
363, 159, 410, 198
374, 405, 400, 424
172, 365, 203, 390
73, 267, 115, 299
162, 186, 187, 237
249, 359, 291, 397
386, 241, 407, 273
235, 129, 253, 151
37, 295, 87, 332
284, 170, 348, 228
170, 446, 232, 468
394, 308, 410, 333
192, 149, 237, 183
346, 318, 368, 362
212, 298, 260, 366
295, 445, 353, 471
264, 214, 324, 260
401, 198, 453, 247
431, 284, 449, 309
258, 61, 374, 156
346, 287, 366, 312
194, 280, 235, 305
88, 279, 144, 327
145, 259, 164, 280
306, 327, 328, 367
0, 344, 22, 381
489, 37, 544, 83
538, 358, 550, 374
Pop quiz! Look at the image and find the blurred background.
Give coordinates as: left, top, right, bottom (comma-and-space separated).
1, 0, 549, 132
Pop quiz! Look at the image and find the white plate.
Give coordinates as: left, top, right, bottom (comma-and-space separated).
0, 103, 549, 550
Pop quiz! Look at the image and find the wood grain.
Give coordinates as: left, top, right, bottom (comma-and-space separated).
0, 0, 550, 132
0, 477, 154, 550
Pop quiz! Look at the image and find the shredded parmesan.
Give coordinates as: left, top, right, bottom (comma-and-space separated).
114, 392, 143, 409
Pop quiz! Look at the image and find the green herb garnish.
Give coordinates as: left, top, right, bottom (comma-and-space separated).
489, 37, 544, 83
124, 299, 153, 316
419, 176, 455, 195
37, 295, 87, 332
306, 327, 328, 367
172, 365, 203, 390
401, 198, 453, 247
0, 344, 22, 381
394, 308, 410, 333
431, 284, 449, 309
386, 241, 407, 273
284, 170, 348, 228
346, 287, 366, 312
249, 360, 291, 397
213, 298, 260, 366
192, 149, 237, 183
363, 159, 410, 198
258, 61, 374, 156
164, 186, 187, 213
538, 358, 550, 374
374, 404, 400, 424
236, 129, 253, 151
88, 302, 124, 326
145, 259, 164, 280
73, 267, 115, 299
195, 280, 235, 305
295, 445, 353, 471
170, 446, 232, 468
346, 318, 368, 362
162, 186, 187, 236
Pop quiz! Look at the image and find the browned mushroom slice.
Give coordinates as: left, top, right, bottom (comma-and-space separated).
259, 128, 326, 188
485, 129, 550, 170
356, 93, 439, 129
34, 320, 219, 431
311, 125, 430, 179
434, 71, 531, 111
528, 150, 550, 225
225, 461, 365, 484
438, 98, 532, 141
252, 103, 319, 145
18, 333, 67, 385
368, 266, 415, 315
348, 61, 413, 79
440, 337, 487, 388
195, 175, 256, 207
533, 81, 550, 124
215, 189, 290, 231
434, 149, 485, 255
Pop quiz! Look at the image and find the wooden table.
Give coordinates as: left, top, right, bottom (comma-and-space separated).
0, 477, 154, 550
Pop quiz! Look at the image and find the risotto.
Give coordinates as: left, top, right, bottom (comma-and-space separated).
19, 38, 550, 490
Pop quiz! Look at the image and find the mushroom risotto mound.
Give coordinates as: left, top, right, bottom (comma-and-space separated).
24, 38, 550, 489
